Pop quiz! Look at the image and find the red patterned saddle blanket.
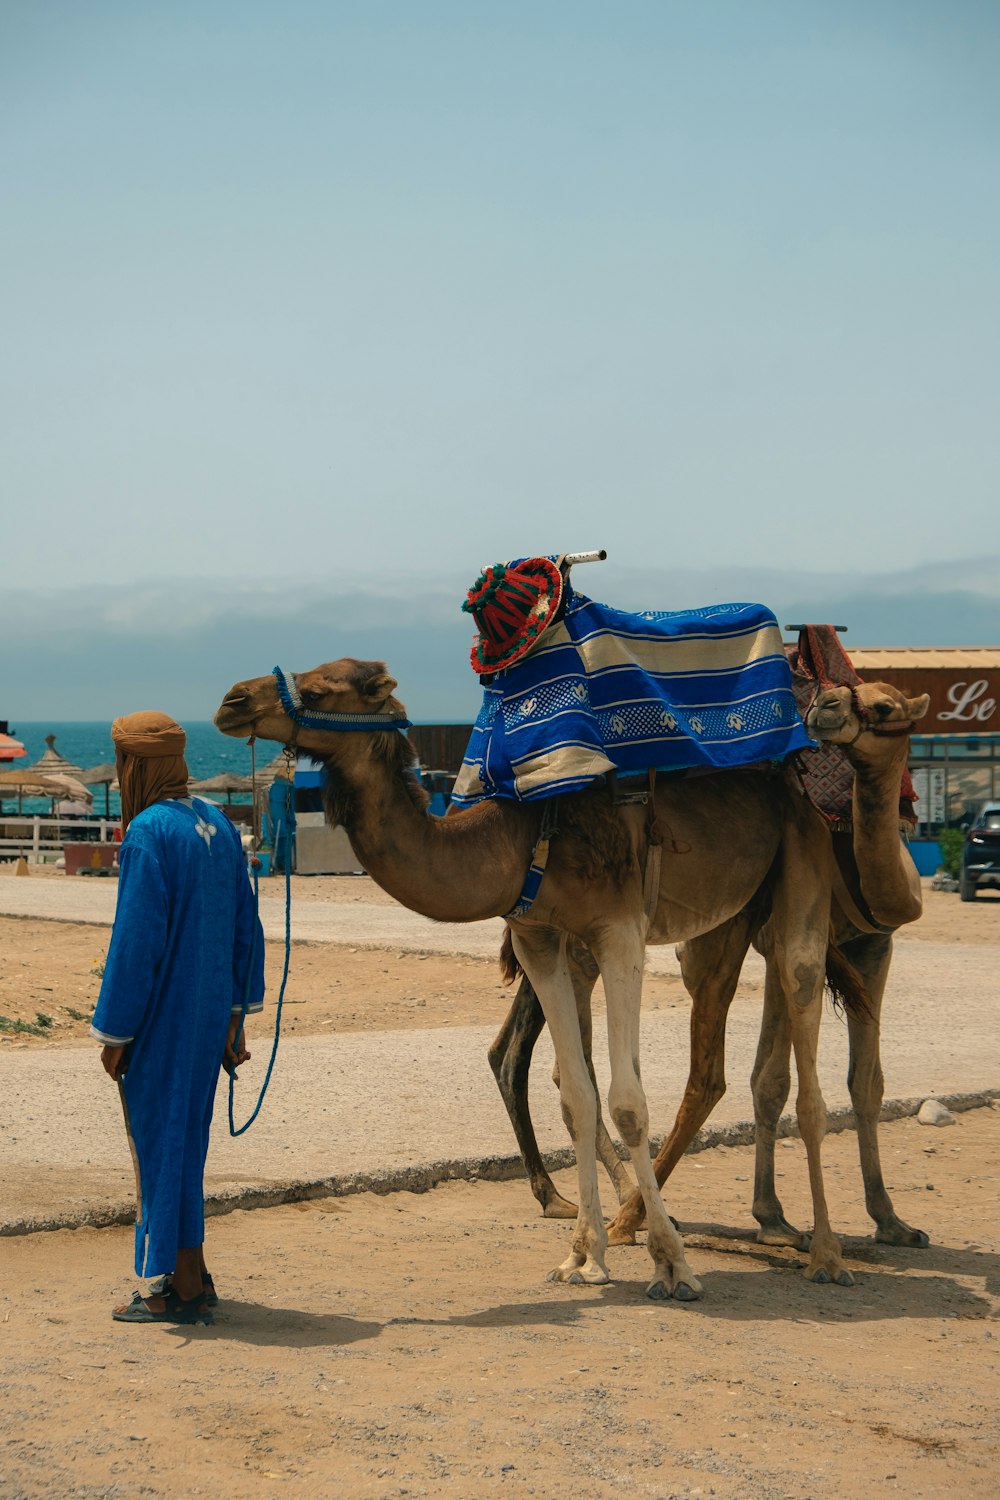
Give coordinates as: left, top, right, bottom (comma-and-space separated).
788, 626, 916, 829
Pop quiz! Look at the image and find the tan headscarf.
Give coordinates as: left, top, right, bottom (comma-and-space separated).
112, 711, 190, 833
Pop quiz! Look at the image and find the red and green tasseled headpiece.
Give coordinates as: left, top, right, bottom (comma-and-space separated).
461, 556, 564, 675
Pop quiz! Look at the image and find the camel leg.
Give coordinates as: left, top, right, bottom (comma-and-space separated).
490, 947, 633, 1218
607, 906, 758, 1246
770, 813, 853, 1287
571, 948, 636, 1208
510, 924, 609, 1285
842, 931, 929, 1247
488, 978, 578, 1219
749, 951, 808, 1248
597, 930, 702, 1302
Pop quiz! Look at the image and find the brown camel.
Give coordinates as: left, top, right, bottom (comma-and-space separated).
491, 679, 931, 1258
215, 656, 854, 1297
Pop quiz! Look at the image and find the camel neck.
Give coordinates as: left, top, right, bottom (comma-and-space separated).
849, 745, 921, 926
321, 741, 539, 922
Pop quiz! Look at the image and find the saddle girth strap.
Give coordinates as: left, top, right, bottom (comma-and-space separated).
642, 768, 663, 928
504, 799, 560, 921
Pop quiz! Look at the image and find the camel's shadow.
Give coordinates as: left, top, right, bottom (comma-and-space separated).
597, 1219, 1000, 1321
676, 1217, 1000, 1285
167, 1233, 999, 1344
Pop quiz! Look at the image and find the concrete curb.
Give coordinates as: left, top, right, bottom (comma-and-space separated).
6, 1087, 997, 1239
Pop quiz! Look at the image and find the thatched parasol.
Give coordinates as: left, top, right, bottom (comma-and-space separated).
189, 772, 254, 804
260, 751, 296, 782
24, 734, 85, 779
79, 761, 118, 818
0, 770, 93, 813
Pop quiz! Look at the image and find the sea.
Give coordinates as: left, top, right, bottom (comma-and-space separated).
2, 722, 259, 819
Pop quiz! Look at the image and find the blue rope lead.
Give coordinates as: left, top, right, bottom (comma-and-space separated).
228, 824, 292, 1136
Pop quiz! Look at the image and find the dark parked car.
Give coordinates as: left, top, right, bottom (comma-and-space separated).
961, 801, 1000, 901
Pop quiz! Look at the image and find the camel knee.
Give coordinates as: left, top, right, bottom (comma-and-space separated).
560, 1087, 596, 1145
487, 1039, 509, 1085
847, 1048, 884, 1100
701, 1075, 727, 1114
753, 1066, 790, 1121
796, 1089, 828, 1140
610, 1088, 648, 1150
487, 1044, 528, 1103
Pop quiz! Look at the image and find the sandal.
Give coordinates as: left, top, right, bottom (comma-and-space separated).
147, 1272, 218, 1308
112, 1288, 214, 1326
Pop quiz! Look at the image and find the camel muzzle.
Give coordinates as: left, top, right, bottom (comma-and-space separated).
214, 689, 253, 732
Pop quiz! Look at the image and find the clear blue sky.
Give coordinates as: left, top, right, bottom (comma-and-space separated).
4, 0, 998, 594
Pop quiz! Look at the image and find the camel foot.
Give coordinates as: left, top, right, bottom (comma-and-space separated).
607, 1221, 639, 1247
547, 1256, 609, 1286
804, 1262, 855, 1287
875, 1221, 930, 1249
646, 1274, 702, 1303
541, 1194, 579, 1221
805, 1266, 856, 1287
756, 1218, 810, 1251
607, 1211, 676, 1246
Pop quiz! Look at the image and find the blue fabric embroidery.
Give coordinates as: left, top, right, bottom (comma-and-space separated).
452, 592, 811, 808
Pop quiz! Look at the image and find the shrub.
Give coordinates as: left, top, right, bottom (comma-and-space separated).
937, 828, 964, 880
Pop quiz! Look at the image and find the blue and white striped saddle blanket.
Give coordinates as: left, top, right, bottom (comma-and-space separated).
450, 590, 812, 809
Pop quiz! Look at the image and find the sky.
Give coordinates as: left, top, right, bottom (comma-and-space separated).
2, 1, 998, 719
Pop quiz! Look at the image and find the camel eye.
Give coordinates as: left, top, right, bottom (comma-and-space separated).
299, 687, 324, 707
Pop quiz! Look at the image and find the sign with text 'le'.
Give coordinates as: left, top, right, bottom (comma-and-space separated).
862, 671, 999, 734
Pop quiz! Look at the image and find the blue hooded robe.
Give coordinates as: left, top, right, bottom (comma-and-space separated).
91, 797, 265, 1276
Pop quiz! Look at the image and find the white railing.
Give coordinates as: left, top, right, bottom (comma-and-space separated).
0, 817, 118, 864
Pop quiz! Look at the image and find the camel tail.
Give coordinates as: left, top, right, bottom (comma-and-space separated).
825, 941, 873, 1021
499, 926, 522, 986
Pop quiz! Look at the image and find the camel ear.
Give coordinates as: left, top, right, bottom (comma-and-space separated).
362, 671, 398, 703
906, 693, 930, 723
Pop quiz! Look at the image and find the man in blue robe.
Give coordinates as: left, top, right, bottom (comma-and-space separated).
91, 711, 264, 1325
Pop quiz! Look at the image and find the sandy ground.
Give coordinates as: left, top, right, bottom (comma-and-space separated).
3, 1109, 999, 1500
1, 873, 999, 1499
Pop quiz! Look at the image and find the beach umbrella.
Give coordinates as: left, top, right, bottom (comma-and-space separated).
24, 734, 85, 779
0, 732, 25, 763
0, 772, 52, 812
0, 770, 92, 813
56, 800, 92, 817
189, 772, 254, 805
260, 750, 296, 781
79, 761, 117, 817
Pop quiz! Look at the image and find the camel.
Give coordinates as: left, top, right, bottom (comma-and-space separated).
215, 656, 854, 1299
490, 678, 931, 1259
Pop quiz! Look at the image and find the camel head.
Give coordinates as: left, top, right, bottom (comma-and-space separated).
805, 682, 930, 747
214, 658, 408, 754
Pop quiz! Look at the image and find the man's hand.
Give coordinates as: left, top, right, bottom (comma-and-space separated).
224, 1017, 251, 1079
101, 1044, 127, 1080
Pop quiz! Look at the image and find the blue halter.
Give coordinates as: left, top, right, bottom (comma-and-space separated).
272, 665, 413, 735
